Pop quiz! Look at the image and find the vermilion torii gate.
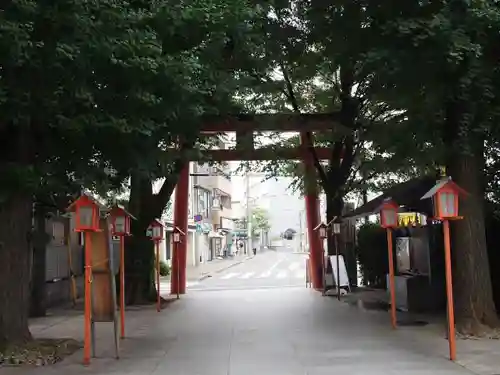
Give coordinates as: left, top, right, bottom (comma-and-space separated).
171, 113, 346, 295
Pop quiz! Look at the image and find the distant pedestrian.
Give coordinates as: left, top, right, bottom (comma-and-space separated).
253, 248, 257, 256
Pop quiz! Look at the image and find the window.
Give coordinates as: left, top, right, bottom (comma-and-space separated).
196, 187, 211, 218
220, 195, 231, 210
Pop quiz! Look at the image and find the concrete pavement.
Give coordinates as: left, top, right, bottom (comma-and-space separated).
11, 287, 480, 375
7, 249, 500, 375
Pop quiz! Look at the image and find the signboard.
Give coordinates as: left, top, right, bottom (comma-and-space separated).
327, 255, 350, 288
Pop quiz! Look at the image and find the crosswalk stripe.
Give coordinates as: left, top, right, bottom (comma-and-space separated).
240, 272, 255, 279
257, 271, 271, 278
220, 272, 239, 280
288, 262, 300, 271
276, 271, 287, 279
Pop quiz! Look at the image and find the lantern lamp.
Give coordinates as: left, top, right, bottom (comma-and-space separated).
109, 205, 136, 236
314, 222, 328, 239
421, 177, 468, 220
333, 222, 341, 235
173, 226, 186, 243
378, 198, 399, 229
149, 219, 164, 241
66, 193, 103, 232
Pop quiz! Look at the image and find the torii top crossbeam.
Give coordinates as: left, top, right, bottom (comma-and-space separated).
196, 112, 345, 161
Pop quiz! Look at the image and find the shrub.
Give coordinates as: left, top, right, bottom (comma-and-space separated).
159, 260, 170, 276
356, 223, 388, 288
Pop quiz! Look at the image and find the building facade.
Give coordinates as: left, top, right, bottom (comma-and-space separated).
162, 139, 234, 267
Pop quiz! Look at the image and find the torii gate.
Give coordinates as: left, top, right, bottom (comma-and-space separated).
171, 113, 346, 294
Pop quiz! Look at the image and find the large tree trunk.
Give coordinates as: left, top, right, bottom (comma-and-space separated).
447, 141, 498, 333
444, 103, 498, 334
125, 173, 156, 305
29, 205, 48, 317
0, 193, 34, 346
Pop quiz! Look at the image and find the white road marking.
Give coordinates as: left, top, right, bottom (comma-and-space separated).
240, 272, 255, 279
264, 258, 285, 275
276, 271, 287, 279
288, 262, 300, 271
257, 271, 271, 278
220, 272, 239, 280
295, 270, 306, 278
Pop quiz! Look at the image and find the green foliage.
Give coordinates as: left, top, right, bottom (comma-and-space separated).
356, 223, 388, 289
251, 207, 271, 237
159, 261, 170, 277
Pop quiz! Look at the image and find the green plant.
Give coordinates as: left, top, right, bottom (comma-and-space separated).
356, 223, 388, 288
159, 261, 170, 277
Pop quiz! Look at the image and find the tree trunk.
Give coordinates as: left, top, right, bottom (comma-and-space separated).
443, 101, 498, 334
0, 193, 34, 346
325, 192, 356, 285
125, 173, 156, 305
29, 206, 48, 317
447, 141, 498, 333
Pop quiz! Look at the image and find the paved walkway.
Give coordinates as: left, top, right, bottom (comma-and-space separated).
5, 287, 500, 375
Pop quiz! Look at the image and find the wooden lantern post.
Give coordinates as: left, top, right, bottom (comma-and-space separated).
149, 219, 165, 312
66, 193, 103, 366
172, 226, 186, 300
421, 176, 467, 361
328, 219, 342, 301
378, 198, 399, 329
314, 222, 328, 292
109, 205, 135, 339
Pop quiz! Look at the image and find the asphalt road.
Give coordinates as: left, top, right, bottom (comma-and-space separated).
187, 249, 308, 292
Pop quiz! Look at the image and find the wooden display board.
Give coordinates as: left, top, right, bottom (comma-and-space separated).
89, 218, 119, 358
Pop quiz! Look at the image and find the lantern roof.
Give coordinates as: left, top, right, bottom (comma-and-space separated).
109, 204, 137, 220
172, 226, 186, 236
375, 197, 399, 212
150, 218, 165, 227
313, 222, 328, 231
326, 217, 342, 227
420, 177, 468, 201
66, 192, 107, 213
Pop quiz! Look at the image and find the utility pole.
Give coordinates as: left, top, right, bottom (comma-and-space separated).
245, 173, 252, 255
299, 210, 303, 252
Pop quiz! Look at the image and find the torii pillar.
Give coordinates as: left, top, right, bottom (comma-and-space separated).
300, 132, 323, 289
171, 164, 189, 295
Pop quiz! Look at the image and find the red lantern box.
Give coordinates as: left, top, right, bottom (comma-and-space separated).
421, 177, 468, 220
109, 205, 136, 236
172, 226, 186, 243
313, 222, 328, 239
66, 193, 104, 232
149, 219, 164, 241
378, 198, 399, 229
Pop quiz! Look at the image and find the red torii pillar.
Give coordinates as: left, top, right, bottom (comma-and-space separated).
300, 132, 323, 289
171, 165, 189, 295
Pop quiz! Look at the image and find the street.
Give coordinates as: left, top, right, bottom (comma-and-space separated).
188, 249, 307, 292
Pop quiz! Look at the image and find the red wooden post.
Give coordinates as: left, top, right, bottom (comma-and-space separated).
378, 198, 399, 329
386, 228, 397, 329
83, 232, 92, 365
171, 165, 190, 295
443, 219, 456, 360
119, 237, 125, 337
421, 176, 467, 361
155, 239, 161, 312
300, 132, 322, 290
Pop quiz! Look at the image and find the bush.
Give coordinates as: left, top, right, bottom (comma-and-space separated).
356, 223, 388, 288
159, 260, 170, 277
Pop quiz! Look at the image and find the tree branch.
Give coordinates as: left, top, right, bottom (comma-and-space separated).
279, 61, 329, 188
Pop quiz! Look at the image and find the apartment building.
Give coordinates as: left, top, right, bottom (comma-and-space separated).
162, 139, 234, 267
